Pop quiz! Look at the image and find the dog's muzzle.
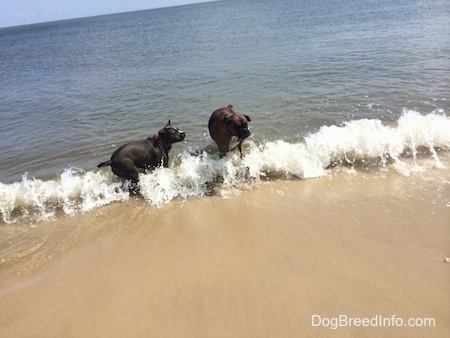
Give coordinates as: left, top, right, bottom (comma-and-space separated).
237, 128, 250, 139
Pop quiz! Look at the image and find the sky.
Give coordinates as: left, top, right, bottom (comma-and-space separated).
0, 0, 215, 28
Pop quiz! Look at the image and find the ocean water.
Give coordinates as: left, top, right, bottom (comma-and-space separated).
0, 0, 449, 224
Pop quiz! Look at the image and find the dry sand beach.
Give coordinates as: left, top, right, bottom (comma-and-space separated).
1, 167, 449, 337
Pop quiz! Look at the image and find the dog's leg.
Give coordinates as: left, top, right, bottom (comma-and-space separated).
118, 178, 128, 192
162, 154, 169, 168
112, 163, 140, 195
125, 170, 140, 195
238, 141, 244, 158
218, 143, 229, 158
128, 179, 140, 195
118, 178, 139, 195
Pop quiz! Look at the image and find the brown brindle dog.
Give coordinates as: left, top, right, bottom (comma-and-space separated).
208, 105, 251, 158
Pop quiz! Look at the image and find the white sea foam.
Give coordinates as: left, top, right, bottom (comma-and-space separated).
1, 110, 449, 224
0, 170, 129, 224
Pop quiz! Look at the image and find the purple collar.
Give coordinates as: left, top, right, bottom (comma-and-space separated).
154, 133, 172, 152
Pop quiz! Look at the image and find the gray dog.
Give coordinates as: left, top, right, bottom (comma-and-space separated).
98, 120, 185, 193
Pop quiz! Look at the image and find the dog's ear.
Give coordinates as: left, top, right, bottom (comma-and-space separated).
244, 115, 251, 122
165, 120, 171, 127
222, 114, 233, 125
227, 104, 233, 109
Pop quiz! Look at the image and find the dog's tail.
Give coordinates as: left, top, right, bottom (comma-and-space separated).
97, 160, 112, 168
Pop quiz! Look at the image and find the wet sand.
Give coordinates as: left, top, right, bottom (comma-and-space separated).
1, 170, 449, 337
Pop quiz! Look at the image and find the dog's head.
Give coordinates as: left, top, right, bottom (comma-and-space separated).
158, 120, 186, 144
223, 105, 251, 139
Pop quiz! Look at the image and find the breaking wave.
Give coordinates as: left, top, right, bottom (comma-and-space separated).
1, 110, 449, 224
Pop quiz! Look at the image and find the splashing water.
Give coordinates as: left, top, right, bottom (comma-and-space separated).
1, 111, 449, 224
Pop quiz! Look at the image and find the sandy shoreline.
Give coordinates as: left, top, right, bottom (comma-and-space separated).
1, 170, 449, 337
